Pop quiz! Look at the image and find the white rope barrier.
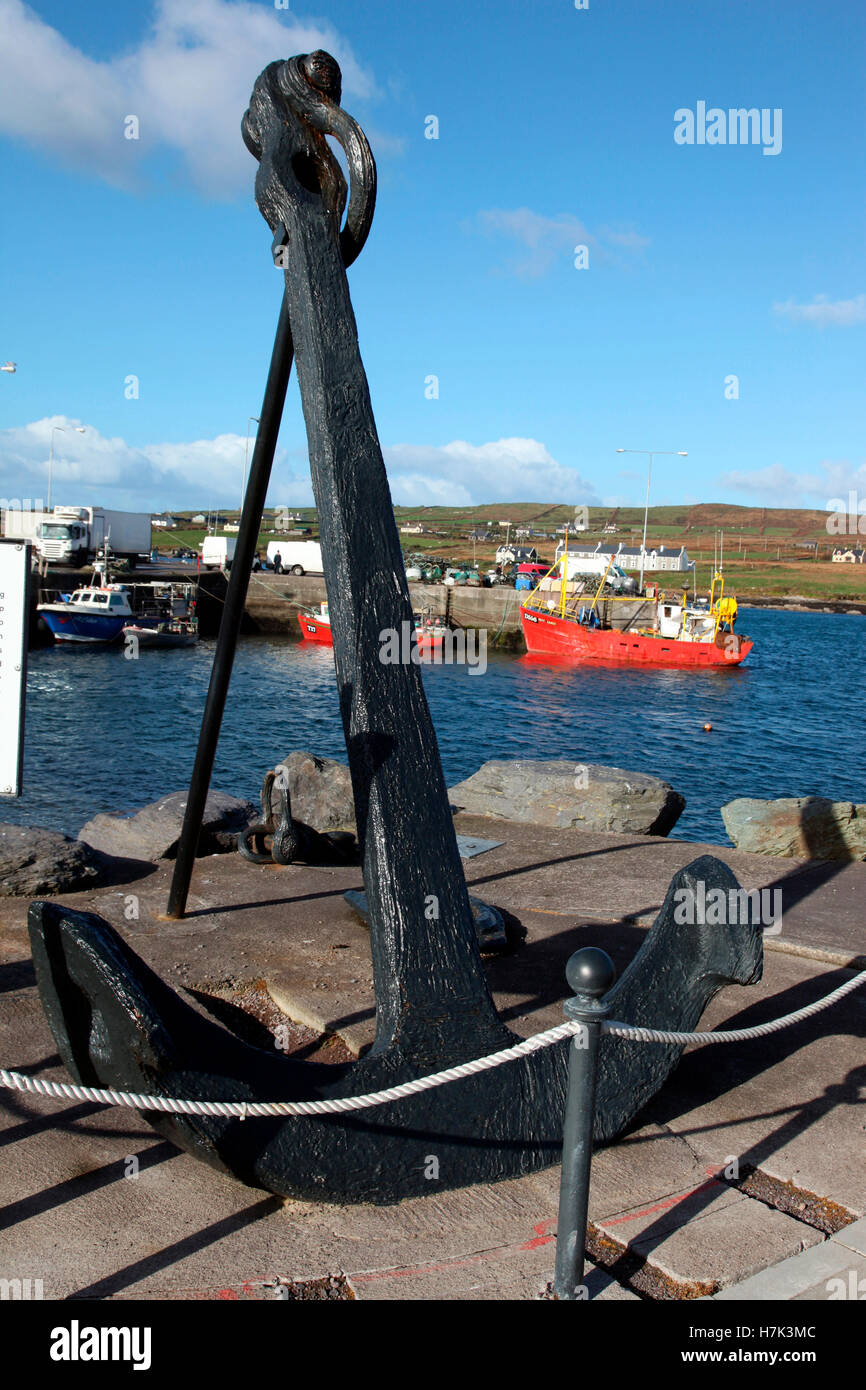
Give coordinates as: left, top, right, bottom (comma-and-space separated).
603, 968, 866, 1046
1, 969, 862, 1120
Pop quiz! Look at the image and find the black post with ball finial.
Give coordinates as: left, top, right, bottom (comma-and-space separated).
553, 947, 617, 1300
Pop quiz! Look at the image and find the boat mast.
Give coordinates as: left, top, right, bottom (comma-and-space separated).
560, 523, 569, 618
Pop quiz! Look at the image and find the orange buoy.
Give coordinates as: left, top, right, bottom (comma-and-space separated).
703, 723, 713, 732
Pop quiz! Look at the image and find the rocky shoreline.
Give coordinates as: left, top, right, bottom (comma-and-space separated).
4, 756, 862, 897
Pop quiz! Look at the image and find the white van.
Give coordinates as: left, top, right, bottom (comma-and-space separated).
201, 536, 237, 570
266, 540, 323, 575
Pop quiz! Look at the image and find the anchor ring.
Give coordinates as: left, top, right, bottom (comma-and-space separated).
242, 51, 376, 268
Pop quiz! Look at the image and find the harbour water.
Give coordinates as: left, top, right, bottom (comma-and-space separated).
8, 607, 865, 846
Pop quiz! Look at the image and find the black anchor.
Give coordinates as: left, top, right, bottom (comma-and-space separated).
28, 54, 763, 1204
238, 767, 357, 866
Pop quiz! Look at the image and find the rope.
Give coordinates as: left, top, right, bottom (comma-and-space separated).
0, 1020, 583, 1119
602, 968, 865, 1046
1, 970, 862, 1120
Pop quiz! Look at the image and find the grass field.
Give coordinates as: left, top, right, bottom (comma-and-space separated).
155, 502, 866, 602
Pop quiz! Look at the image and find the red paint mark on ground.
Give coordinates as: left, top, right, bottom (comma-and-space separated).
350, 1216, 557, 1283
519, 1218, 557, 1250
602, 1177, 723, 1227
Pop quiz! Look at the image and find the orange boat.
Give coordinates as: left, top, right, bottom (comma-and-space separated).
520, 556, 753, 668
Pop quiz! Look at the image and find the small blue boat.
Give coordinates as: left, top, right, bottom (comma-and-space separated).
38, 584, 135, 643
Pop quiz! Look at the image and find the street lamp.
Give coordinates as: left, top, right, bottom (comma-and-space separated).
47, 425, 86, 512
616, 448, 688, 591
242, 416, 260, 514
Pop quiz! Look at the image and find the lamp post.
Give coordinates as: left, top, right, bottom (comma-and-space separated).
47, 426, 86, 512
242, 416, 260, 514
616, 448, 688, 591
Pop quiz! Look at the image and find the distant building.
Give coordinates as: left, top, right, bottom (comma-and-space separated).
496, 544, 539, 565
554, 540, 692, 573
191, 514, 206, 525
400, 523, 427, 535
152, 514, 178, 529
832, 546, 865, 563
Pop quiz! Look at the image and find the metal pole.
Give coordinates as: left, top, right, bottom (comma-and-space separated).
47, 427, 63, 513
639, 453, 652, 593
242, 415, 260, 514
553, 946, 615, 1301
166, 293, 294, 919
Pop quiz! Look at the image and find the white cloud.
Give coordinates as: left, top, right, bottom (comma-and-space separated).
0, 421, 596, 512
718, 459, 866, 508
0, 0, 378, 198
773, 294, 866, 327
383, 438, 600, 506
473, 207, 648, 278
0, 415, 313, 511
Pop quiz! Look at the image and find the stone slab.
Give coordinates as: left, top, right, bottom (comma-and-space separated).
714, 1242, 866, 1301
645, 948, 866, 1217
600, 1182, 821, 1291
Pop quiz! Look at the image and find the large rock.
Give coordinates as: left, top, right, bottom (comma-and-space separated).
78, 790, 257, 862
448, 760, 685, 836
277, 752, 356, 834
0, 823, 103, 896
722, 797, 866, 861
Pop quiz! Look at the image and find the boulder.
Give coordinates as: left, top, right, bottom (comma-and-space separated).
448, 760, 685, 837
276, 752, 356, 834
0, 823, 103, 896
722, 797, 866, 861
78, 790, 257, 863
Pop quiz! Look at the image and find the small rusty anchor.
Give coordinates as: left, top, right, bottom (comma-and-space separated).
238, 768, 357, 866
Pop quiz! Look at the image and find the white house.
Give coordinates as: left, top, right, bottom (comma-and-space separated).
554, 540, 692, 573
832, 546, 865, 563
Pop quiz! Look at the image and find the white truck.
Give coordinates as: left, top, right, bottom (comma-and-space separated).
201, 536, 237, 570
266, 540, 323, 575
3, 506, 152, 566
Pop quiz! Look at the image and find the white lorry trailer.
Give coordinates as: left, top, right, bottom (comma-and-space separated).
266, 540, 323, 574
0, 508, 50, 546
3, 506, 152, 566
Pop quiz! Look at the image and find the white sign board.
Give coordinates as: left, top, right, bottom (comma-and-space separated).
0, 540, 30, 797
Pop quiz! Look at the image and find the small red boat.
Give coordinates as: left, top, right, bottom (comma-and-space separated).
521, 564, 753, 668
297, 601, 333, 644
414, 610, 447, 656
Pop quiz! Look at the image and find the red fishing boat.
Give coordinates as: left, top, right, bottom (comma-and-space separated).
297, 601, 333, 644
520, 558, 753, 668
414, 610, 447, 656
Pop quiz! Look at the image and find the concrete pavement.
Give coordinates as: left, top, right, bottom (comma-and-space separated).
0, 818, 862, 1300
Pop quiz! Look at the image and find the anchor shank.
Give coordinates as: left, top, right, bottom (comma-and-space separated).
253, 102, 503, 1052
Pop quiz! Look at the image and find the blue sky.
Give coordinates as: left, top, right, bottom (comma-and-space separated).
0, 0, 863, 514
